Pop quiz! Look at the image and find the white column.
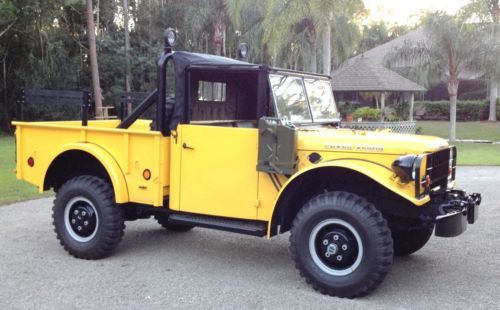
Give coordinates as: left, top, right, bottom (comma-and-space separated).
380, 92, 385, 122
409, 92, 415, 122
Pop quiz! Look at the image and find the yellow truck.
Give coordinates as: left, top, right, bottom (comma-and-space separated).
13, 29, 481, 298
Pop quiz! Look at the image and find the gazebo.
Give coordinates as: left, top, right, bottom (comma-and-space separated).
331, 56, 426, 121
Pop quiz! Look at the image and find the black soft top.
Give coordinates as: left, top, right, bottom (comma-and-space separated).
168, 51, 331, 131
172, 51, 262, 70
170, 52, 264, 130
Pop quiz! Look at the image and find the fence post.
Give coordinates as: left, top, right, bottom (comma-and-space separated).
120, 101, 126, 121
82, 90, 91, 126
15, 88, 25, 121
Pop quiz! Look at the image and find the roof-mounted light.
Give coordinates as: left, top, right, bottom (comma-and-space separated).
164, 28, 176, 51
237, 43, 249, 60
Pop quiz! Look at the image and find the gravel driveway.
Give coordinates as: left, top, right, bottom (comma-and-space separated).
0, 167, 499, 309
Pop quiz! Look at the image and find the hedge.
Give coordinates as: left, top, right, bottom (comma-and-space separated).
414, 100, 500, 121
352, 107, 381, 121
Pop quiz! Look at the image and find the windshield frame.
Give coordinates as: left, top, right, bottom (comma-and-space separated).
268, 70, 340, 125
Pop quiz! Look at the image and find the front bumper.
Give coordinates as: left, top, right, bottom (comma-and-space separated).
431, 190, 482, 237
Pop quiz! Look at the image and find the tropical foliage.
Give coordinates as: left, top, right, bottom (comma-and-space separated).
0, 0, 498, 134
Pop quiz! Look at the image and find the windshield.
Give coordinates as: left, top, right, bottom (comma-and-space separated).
269, 74, 339, 123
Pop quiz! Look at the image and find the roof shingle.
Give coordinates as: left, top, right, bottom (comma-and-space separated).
331, 56, 426, 92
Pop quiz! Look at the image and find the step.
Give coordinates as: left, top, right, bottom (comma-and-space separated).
168, 213, 268, 237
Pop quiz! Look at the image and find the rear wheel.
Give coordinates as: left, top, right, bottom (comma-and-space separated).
290, 191, 393, 298
155, 215, 194, 232
392, 227, 434, 256
52, 175, 125, 259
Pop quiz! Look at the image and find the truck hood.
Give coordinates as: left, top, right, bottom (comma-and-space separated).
297, 127, 448, 155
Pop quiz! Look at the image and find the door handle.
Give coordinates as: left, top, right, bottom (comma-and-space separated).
182, 143, 195, 150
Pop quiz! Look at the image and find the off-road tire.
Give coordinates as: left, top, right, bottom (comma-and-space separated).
392, 227, 434, 256
155, 215, 194, 232
52, 175, 125, 259
290, 191, 393, 298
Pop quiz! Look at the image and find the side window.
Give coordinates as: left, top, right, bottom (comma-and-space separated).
198, 81, 226, 102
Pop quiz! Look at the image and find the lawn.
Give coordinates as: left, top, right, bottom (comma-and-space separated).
0, 136, 52, 205
418, 121, 500, 166
417, 121, 500, 142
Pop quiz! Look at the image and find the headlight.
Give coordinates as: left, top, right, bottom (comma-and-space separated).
392, 154, 417, 183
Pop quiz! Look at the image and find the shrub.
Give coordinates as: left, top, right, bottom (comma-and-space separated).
393, 101, 410, 121
414, 100, 491, 121
337, 101, 361, 117
352, 107, 381, 121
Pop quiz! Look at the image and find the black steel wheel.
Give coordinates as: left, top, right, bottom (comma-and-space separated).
392, 226, 434, 256
154, 215, 194, 232
290, 191, 393, 298
52, 175, 125, 259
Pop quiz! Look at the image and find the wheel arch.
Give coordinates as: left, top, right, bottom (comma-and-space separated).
44, 143, 129, 203
269, 161, 428, 235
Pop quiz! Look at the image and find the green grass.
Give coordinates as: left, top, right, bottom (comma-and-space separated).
455, 143, 500, 166
417, 121, 500, 141
0, 136, 52, 205
417, 121, 500, 166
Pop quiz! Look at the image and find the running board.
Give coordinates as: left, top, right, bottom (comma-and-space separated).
168, 213, 268, 237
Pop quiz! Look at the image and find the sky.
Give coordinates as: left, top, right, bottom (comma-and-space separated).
362, 0, 471, 25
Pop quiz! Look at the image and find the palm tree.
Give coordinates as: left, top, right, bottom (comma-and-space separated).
387, 13, 480, 142
263, 0, 364, 74
460, 0, 499, 121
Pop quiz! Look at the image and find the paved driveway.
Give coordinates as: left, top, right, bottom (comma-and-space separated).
0, 167, 499, 309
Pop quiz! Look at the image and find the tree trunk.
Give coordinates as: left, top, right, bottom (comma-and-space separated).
86, 0, 103, 117
448, 79, 459, 142
321, 10, 333, 75
446, 43, 459, 142
95, 0, 100, 35
262, 43, 271, 66
123, 0, 132, 114
489, 78, 498, 121
212, 5, 228, 56
309, 41, 317, 73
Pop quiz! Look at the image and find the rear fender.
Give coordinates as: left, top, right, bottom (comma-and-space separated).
44, 143, 129, 203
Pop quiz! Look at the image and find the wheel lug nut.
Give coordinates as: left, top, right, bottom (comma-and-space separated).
325, 253, 331, 258
74, 210, 79, 215
84, 221, 88, 226
323, 239, 329, 245
82, 211, 86, 216
71, 219, 76, 224
336, 255, 342, 261
342, 244, 348, 250
77, 226, 82, 231
333, 235, 339, 241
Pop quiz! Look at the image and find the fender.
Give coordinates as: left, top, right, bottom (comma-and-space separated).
267, 158, 431, 236
44, 143, 129, 203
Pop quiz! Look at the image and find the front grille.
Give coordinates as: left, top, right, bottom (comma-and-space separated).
426, 148, 451, 189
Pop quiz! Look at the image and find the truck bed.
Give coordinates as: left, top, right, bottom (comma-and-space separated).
13, 119, 170, 206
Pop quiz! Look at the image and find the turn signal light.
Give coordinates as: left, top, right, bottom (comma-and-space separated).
143, 169, 151, 180
425, 175, 431, 190
27, 157, 35, 167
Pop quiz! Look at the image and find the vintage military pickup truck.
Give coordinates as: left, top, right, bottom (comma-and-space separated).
13, 28, 481, 298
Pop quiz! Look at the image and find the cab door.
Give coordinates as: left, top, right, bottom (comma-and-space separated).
176, 124, 259, 220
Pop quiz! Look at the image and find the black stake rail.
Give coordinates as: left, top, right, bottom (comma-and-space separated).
117, 89, 158, 129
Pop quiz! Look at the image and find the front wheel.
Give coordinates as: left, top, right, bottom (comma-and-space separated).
290, 191, 393, 298
52, 175, 125, 259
